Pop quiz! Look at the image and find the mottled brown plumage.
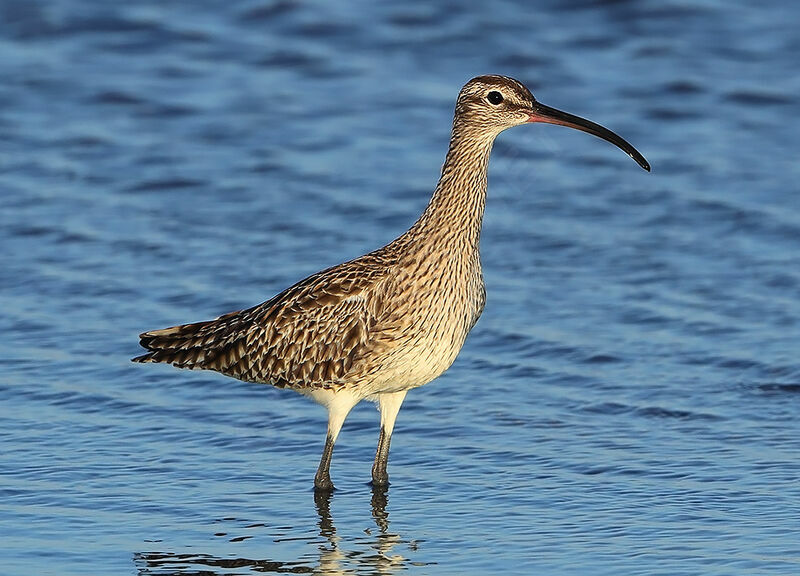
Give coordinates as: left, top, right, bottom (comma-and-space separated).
134, 75, 649, 490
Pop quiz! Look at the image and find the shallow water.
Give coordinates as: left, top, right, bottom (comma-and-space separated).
2, 1, 799, 574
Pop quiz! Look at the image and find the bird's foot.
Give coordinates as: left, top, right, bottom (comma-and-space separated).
370, 470, 390, 488
314, 473, 335, 492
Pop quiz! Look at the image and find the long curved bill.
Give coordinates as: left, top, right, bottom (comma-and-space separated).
528, 102, 650, 171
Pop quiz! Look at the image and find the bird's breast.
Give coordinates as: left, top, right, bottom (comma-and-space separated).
359, 248, 484, 392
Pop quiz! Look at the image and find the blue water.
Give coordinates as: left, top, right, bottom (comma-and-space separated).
2, 1, 799, 574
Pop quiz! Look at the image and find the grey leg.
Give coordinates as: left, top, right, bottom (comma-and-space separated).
371, 390, 408, 487
371, 427, 392, 486
315, 434, 336, 491
312, 390, 360, 491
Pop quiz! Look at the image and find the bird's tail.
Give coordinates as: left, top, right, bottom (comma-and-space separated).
132, 310, 247, 369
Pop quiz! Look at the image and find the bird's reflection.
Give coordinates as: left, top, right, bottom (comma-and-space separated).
313, 486, 406, 574
134, 486, 420, 575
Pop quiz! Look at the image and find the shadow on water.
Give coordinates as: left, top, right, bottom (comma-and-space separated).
133, 487, 428, 575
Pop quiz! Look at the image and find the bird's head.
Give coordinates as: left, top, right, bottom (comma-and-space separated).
455, 75, 650, 171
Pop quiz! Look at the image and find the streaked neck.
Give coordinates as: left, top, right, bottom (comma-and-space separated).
411, 121, 496, 252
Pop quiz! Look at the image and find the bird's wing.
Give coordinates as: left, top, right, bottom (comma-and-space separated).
134, 254, 395, 389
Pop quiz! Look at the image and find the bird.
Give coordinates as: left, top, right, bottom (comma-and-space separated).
133, 75, 649, 491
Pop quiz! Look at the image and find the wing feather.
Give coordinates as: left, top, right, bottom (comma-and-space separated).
133, 253, 395, 389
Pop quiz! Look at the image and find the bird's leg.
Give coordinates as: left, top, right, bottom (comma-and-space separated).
314, 390, 360, 492
314, 434, 336, 491
371, 390, 408, 487
371, 428, 390, 487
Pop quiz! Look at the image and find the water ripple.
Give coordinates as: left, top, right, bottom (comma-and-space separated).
2, 1, 799, 575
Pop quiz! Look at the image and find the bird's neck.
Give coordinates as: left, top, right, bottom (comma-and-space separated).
410, 123, 495, 254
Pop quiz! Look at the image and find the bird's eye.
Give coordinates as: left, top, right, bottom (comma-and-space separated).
487, 91, 504, 105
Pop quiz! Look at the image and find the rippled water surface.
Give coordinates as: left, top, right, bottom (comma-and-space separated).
2, 1, 799, 574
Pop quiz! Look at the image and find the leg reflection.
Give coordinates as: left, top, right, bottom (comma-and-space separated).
370, 483, 389, 533
134, 489, 428, 575
314, 487, 336, 539
314, 485, 408, 574
369, 484, 405, 570
313, 488, 346, 574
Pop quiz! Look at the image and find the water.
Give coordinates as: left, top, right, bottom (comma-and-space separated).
1, 0, 799, 574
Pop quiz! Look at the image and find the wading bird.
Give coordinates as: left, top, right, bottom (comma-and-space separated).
134, 75, 649, 491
